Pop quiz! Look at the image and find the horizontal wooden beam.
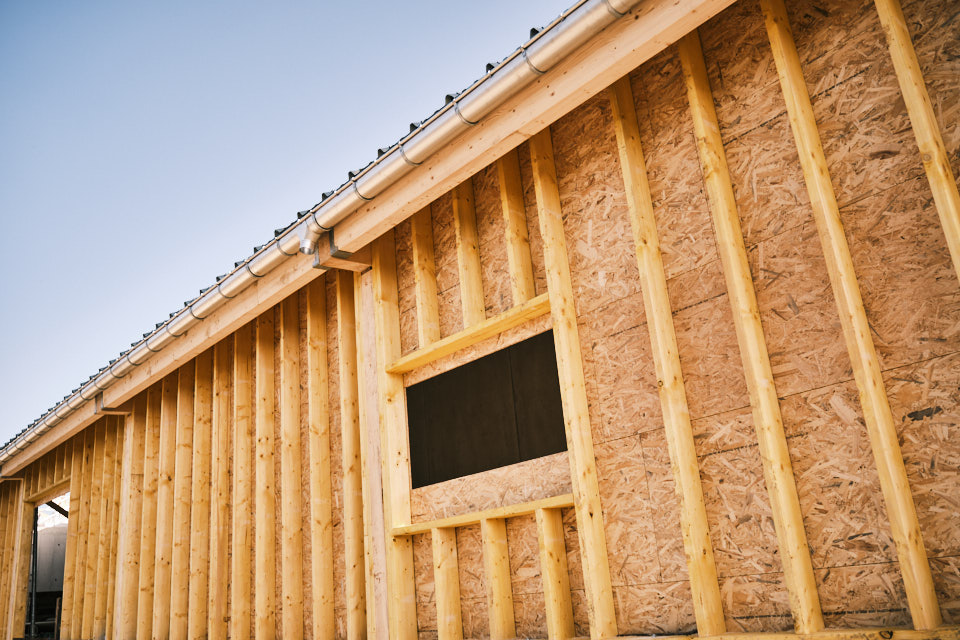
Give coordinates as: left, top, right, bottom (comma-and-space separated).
386, 293, 550, 374
391, 493, 574, 537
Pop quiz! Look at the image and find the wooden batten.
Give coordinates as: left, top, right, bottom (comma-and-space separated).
497, 148, 536, 306
279, 295, 305, 639
607, 75, 725, 635
152, 373, 180, 639
81, 420, 107, 638
431, 527, 463, 640
536, 507, 574, 640
188, 349, 214, 640
169, 362, 196, 640
208, 342, 232, 640
410, 206, 442, 347
231, 323, 254, 640
760, 0, 943, 630
678, 30, 823, 634
306, 278, 336, 640
452, 179, 486, 328
336, 270, 367, 640
255, 310, 278, 640
92, 419, 119, 638
10, 486, 32, 635
61, 438, 83, 638
529, 127, 618, 639
480, 517, 515, 640
105, 425, 124, 640
137, 387, 162, 640
71, 428, 95, 639
372, 231, 418, 639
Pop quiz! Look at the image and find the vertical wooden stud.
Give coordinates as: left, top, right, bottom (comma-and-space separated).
480, 518, 515, 640
279, 295, 304, 640
81, 421, 107, 639
93, 419, 119, 638
372, 231, 418, 640
105, 425, 124, 640
188, 349, 214, 640
761, 0, 942, 628
678, 30, 824, 634
255, 311, 277, 640
528, 128, 618, 639
137, 387, 163, 640
497, 149, 537, 305
452, 179, 486, 327
208, 341, 232, 640
307, 279, 336, 640
72, 428, 95, 640
431, 528, 462, 640
231, 323, 254, 640
171, 363, 196, 640
536, 508, 574, 640
61, 439, 84, 638
410, 206, 442, 346
337, 270, 368, 640
152, 373, 180, 639
607, 75, 725, 635
0, 483, 18, 639
10, 486, 32, 638
874, 0, 960, 280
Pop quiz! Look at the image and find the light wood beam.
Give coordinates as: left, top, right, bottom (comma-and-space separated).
279, 295, 305, 639
170, 362, 196, 640
72, 428, 94, 640
208, 342, 232, 640
137, 388, 162, 640
0, 485, 16, 638
336, 270, 367, 640
497, 148, 536, 305
607, 75, 725, 635
152, 373, 180, 639
231, 324, 255, 640
306, 279, 336, 640
61, 439, 83, 638
480, 518, 515, 640
873, 0, 960, 280
92, 419, 119, 638
10, 487, 32, 637
431, 527, 463, 640
393, 494, 574, 537
188, 349, 214, 640
410, 206, 442, 347
372, 231, 418, 640
678, 30, 823, 634
105, 425, 124, 640
255, 310, 278, 640
760, 0, 941, 628
529, 128, 618, 639
452, 179, 486, 327
536, 507, 574, 640
81, 420, 107, 639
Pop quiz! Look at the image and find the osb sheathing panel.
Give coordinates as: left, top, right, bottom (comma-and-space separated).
430, 192, 465, 339
473, 164, 512, 316
517, 144, 549, 297
396, 219, 419, 356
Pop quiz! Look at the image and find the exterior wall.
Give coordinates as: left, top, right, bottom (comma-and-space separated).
0, 0, 957, 639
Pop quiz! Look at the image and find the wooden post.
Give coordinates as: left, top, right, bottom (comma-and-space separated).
208, 341, 232, 640
72, 428, 94, 640
536, 508, 574, 640
873, 0, 960, 280
678, 30, 824, 634
528, 128, 618, 639
337, 270, 368, 640
431, 528, 463, 640
105, 426, 124, 640
480, 518, 515, 640
93, 419, 119, 638
306, 279, 336, 640
81, 420, 107, 639
410, 206, 442, 347
452, 179, 486, 327
137, 387, 162, 640
171, 363, 196, 640
761, 0, 942, 629
232, 323, 254, 640
279, 295, 304, 639
0, 483, 19, 639
497, 149, 536, 305
372, 231, 418, 640
255, 310, 277, 640
10, 485, 32, 638
152, 372, 180, 639
188, 349, 214, 640
607, 75, 725, 635
61, 439, 83, 639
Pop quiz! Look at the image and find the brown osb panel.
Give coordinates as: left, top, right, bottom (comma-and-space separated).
594, 436, 660, 587
413, 533, 437, 635
456, 525, 487, 603
841, 176, 960, 371
629, 47, 718, 280
815, 562, 909, 628
396, 218, 419, 356
513, 591, 547, 639
410, 452, 571, 522
473, 163, 511, 317
720, 573, 792, 632
517, 143, 548, 297
885, 352, 960, 559
780, 381, 897, 570
507, 514, 542, 597
931, 556, 960, 625
561, 507, 584, 592
402, 315, 551, 388
692, 406, 757, 459
460, 596, 488, 640
613, 582, 696, 636
431, 193, 465, 339
640, 428, 691, 583
551, 92, 642, 319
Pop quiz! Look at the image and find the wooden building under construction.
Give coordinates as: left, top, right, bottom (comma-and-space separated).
0, 0, 958, 638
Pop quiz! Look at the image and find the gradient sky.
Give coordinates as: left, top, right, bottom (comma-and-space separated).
0, 0, 572, 443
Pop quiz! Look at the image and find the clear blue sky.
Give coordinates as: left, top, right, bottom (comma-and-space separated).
0, 0, 571, 444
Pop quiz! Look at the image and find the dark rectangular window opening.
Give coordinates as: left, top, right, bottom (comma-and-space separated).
406, 331, 567, 489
